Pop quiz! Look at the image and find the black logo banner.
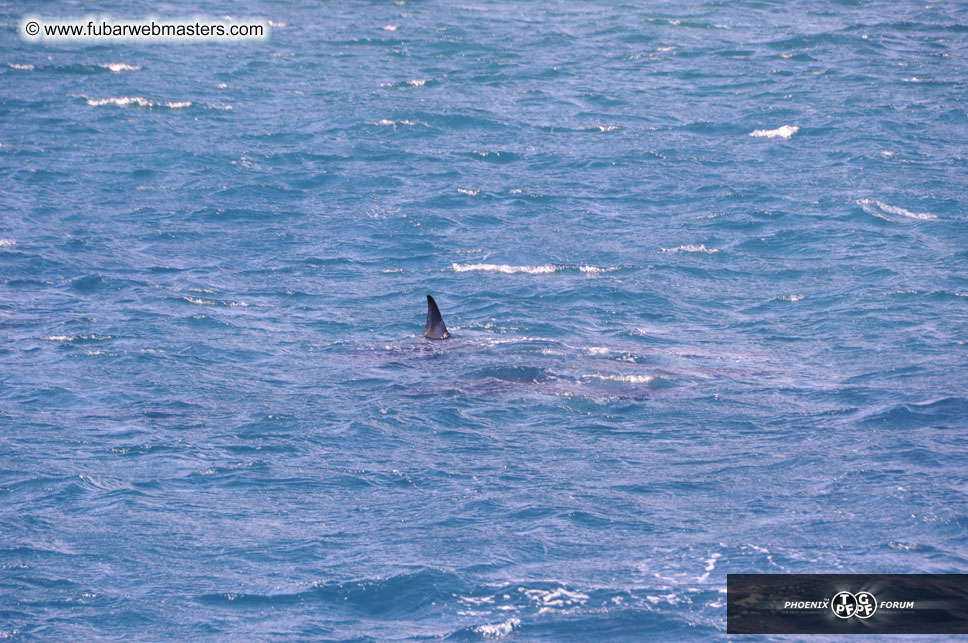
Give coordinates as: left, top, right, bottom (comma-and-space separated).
727, 574, 968, 634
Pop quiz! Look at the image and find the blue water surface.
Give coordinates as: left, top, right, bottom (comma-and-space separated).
2, 0, 967, 640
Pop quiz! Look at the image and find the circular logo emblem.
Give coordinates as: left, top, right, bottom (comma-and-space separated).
832, 591, 877, 619
832, 591, 857, 618
854, 591, 877, 619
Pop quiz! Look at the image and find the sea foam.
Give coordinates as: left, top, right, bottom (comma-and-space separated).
661, 244, 719, 254
587, 374, 656, 384
473, 618, 520, 639
452, 263, 616, 275
749, 125, 799, 139
857, 198, 937, 221
99, 63, 140, 73
453, 263, 557, 274
85, 96, 191, 109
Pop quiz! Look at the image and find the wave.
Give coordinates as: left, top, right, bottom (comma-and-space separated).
83, 95, 191, 109
380, 78, 429, 89
586, 374, 657, 385
0, 238, 15, 247
182, 296, 247, 307
452, 263, 620, 275
197, 568, 464, 614
473, 618, 521, 638
696, 553, 722, 582
367, 118, 425, 127
857, 198, 937, 221
661, 244, 719, 254
578, 125, 622, 132
98, 63, 140, 73
862, 397, 967, 430
749, 125, 799, 139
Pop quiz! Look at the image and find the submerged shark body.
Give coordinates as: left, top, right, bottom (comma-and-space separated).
332, 295, 749, 401
424, 295, 450, 340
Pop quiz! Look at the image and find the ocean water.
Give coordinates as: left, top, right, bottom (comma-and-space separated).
2, 0, 967, 640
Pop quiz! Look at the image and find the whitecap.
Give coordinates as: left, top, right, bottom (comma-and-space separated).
407, 78, 427, 87
857, 198, 936, 221
646, 592, 682, 605
520, 586, 589, 607
697, 552, 722, 582
453, 263, 557, 274
779, 294, 804, 302
87, 96, 153, 107
457, 188, 479, 196
369, 118, 422, 127
661, 244, 719, 253
749, 125, 799, 139
8, 63, 35, 71
99, 63, 140, 73
382, 25, 398, 31
452, 262, 617, 275
183, 295, 246, 307
474, 618, 521, 639
459, 595, 495, 606
0, 239, 15, 247
184, 296, 216, 305
586, 374, 655, 384
84, 96, 191, 109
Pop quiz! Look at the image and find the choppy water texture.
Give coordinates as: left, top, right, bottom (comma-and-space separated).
2, 1, 968, 640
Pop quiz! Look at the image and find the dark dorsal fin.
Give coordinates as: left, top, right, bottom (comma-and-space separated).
424, 295, 450, 340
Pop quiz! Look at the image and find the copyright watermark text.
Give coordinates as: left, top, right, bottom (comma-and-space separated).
21, 16, 268, 42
